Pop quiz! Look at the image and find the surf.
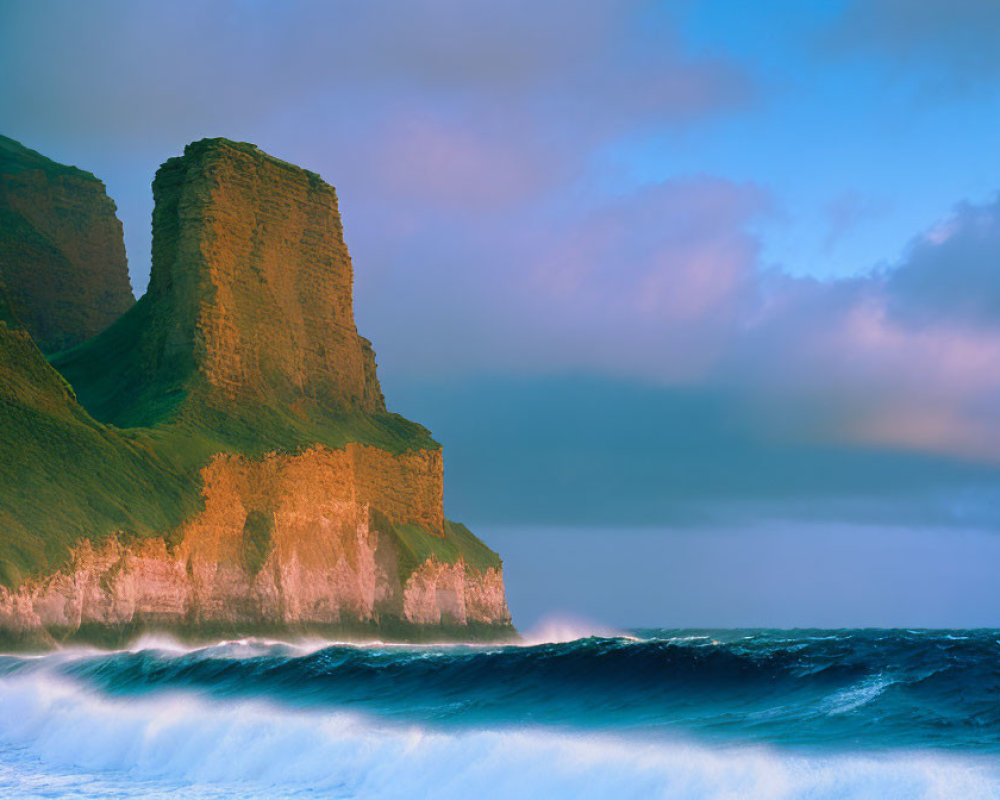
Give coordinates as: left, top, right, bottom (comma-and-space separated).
4, 629, 1000, 798
0, 670, 996, 800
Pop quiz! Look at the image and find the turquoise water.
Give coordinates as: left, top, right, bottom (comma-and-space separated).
2, 629, 1000, 798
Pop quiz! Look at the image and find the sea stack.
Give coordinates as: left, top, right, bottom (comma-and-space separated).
0, 137, 513, 647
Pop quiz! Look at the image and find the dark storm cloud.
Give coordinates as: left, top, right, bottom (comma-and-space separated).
387, 373, 1000, 529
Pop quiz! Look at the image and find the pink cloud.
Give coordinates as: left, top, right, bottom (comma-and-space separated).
370, 114, 548, 210
531, 177, 766, 317
720, 265, 1000, 461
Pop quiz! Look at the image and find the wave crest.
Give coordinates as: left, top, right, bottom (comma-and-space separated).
0, 673, 996, 799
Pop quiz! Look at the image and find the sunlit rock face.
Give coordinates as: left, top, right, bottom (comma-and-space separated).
0, 447, 511, 642
146, 138, 385, 415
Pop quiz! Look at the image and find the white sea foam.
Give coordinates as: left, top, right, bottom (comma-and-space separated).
49, 633, 514, 660
0, 672, 996, 800
820, 673, 897, 715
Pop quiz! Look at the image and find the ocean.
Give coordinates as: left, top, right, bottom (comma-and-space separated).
2, 628, 999, 798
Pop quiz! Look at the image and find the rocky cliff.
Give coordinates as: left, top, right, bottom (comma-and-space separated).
0, 138, 512, 647
0, 448, 508, 646
56, 139, 385, 429
0, 134, 134, 353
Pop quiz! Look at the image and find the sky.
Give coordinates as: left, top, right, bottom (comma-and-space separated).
2, 0, 1000, 626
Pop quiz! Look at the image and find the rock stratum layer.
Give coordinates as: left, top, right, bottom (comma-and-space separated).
0, 134, 134, 354
0, 137, 512, 647
0, 448, 507, 644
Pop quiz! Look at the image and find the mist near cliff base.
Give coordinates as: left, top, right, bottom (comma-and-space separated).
483, 523, 1000, 630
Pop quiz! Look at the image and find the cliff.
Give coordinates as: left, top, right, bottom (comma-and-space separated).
0, 134, 134, 353
55, 139, 385, 430
0, 446, 508, 646
0, 138, 512, 647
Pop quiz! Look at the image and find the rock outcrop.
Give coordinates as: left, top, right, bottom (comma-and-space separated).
151, 139, 385, 413
0, 134, 134, 353
0, 138, 512, 647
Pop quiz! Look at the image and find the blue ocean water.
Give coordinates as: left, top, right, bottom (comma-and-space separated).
2, 628, 1000, 798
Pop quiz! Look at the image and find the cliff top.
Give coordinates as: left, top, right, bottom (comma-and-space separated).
0, 134, 98, 181
165, 137, 327, 186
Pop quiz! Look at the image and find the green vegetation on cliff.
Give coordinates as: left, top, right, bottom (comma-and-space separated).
388, 517, 504, 581
0, 322, 203, 588
52, 291, 430, 454
0, 278, 18, 328
0, 137, 504, 597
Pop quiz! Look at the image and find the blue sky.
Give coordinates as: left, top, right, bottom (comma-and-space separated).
3, 0, 1000, 624
602, 2, 1000, 283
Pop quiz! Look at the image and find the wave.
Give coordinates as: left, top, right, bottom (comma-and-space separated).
1, 672, 997, 800
4, 629, 1000, 754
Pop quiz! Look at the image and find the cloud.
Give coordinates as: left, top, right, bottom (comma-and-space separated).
362, 183, 1000, 464
524, 177, 768, 379
830, 0, 1000, 89
349, 174, 769, 384
368, 113, 549, 209
379, 192, 1000, 527
886, 196, 1000, 326
716, 196, 1000, 461
0, 0, 751, 151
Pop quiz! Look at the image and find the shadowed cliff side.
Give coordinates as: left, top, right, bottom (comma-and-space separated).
0, 138, 512, 646
0, 134, 134, 353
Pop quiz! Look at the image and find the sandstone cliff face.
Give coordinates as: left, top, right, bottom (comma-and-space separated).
0, 134, 134, 353
1, 137, 513, 645
151, 138, 385, 411
0, 446, 510, 643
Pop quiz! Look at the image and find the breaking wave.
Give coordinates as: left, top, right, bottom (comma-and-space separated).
3, 629, 1000, 798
